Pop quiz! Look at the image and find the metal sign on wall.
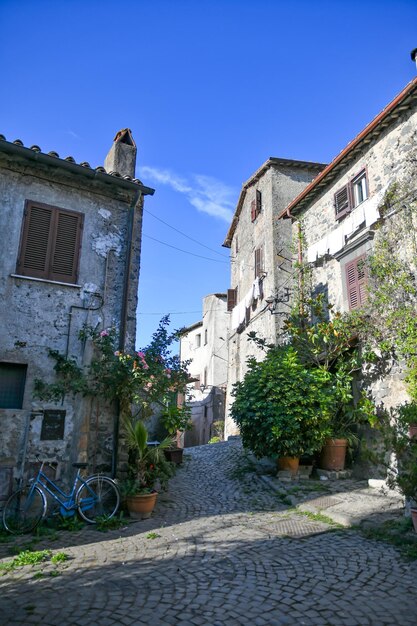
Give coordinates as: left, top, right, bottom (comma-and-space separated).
40, 409, 66, 440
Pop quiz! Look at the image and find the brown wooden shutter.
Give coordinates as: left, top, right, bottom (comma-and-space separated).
17, 201, 83, 284
17, 203, 53, 278
50, 209, 83, 283
227, 288, 237, 311
335, 184, 351, 218
256, 190, 262, 217
255, 247, 263, 278
251, 199, 256, 222
346, 255, 367, 310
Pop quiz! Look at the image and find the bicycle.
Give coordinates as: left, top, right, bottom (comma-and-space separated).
2, 459, 120, 534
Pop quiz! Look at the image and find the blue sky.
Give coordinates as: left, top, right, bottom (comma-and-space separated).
1, 0, 416, 347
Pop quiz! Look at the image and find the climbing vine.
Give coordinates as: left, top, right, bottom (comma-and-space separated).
352, 180, 417, 399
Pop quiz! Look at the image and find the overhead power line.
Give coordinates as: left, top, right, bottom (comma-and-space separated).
142, 234, 229, 263
138, 309, 227, 316
144, 208, 229, 259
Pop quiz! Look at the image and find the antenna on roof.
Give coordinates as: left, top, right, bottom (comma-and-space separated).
411, 48, 417, 71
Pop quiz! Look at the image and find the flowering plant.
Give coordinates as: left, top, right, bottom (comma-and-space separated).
34, 315, 191, 447
81, 316, 188, 419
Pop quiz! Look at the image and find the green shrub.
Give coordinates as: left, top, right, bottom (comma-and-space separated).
231, 345, 334, 458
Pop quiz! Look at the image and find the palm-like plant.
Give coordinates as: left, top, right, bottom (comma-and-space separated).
122, 416, 174, 493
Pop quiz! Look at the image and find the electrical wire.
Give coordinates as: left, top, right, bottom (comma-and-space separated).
144, 208, 230, 258
138, 309, 228, 316
142, 234, 229, 263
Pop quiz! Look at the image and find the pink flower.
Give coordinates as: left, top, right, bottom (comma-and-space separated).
100, 330, 109, 337
137, 351, 146, 358
114, 351, 120, 357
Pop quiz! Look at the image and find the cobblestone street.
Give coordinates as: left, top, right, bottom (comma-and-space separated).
1, 439, 416, 626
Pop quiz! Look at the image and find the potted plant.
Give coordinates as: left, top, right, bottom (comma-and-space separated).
161, 403, 192, 464
319, 367, 375, 471
121, 417, 174, 518
231, 344, 335, 476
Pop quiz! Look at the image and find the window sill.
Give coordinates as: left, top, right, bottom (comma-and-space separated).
10, 274, 81, 288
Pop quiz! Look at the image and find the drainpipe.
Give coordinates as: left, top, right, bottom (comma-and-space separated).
112, 188, 142, 477
119, 189, 142, 351
297, 221, 304, 317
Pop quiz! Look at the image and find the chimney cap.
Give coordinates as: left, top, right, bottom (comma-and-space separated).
411, 48, 417, 62
113, 128, 136, 147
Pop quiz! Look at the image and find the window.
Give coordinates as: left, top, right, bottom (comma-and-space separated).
17, 200, 84, 284
352, 171, 368, 207
254, 247, 264, 278
204, 329, 208, 345
0, 363, 27, 409
251, 190, 262, 222
334, 170, 368, 220
203, 367, 208, 387
345, 255, 368, 310
227, 288, 237, 311
195, 334, 201, 348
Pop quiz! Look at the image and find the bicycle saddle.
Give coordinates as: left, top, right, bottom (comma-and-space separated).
72, 463, 88, 469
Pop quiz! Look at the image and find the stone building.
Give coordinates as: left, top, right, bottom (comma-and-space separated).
0, 129, 154, 499
179, 293, 228, 446
278, 75, 417, 410
222, 158, 326, 438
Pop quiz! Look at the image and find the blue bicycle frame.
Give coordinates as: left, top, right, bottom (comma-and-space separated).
30, 464, 94, 517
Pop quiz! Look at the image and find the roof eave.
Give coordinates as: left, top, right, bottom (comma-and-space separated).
0, 139, 155, 195
223, 157, 326, 247
279, 76, 417, 219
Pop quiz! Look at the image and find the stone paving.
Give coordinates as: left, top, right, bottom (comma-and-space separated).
0, 438, 416, 626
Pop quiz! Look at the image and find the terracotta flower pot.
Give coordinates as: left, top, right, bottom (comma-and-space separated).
411, 508, 417, 534
277, 456, 300, 476
126, 491, 158, 519
319, 438, 348, 471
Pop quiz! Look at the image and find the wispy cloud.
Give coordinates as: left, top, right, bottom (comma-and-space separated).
139, 166, 236, 222
65, 129, 81, 140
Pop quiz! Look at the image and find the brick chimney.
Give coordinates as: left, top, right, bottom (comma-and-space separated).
104, 128, 137, 178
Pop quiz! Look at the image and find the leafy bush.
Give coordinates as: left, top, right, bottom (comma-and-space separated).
231, 345, 334, 458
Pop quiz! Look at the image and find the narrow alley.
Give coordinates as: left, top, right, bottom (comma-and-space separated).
0, 439, 415, 626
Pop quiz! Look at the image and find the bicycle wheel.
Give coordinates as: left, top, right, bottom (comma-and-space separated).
76, 476, 120, 523
3, 486, 46, 534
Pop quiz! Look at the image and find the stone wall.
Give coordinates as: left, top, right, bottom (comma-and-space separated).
291, 105, 417, 410
224, 161, 325, 438
0, 153, 143, 487
180, 294, 228, 446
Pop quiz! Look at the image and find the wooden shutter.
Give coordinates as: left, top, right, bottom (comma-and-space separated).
255, 247, 263, 278
17, 203, 53, 278
17, 201, 83, 284
251, 199, 256, 222
335, 184, 351, 218
50, 209, 83, 283
346, 255, 367, 310
227, 288, 237, 311
256, 190, 262, 217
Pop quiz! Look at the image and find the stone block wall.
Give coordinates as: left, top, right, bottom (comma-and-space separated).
0, 154, 143, 487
